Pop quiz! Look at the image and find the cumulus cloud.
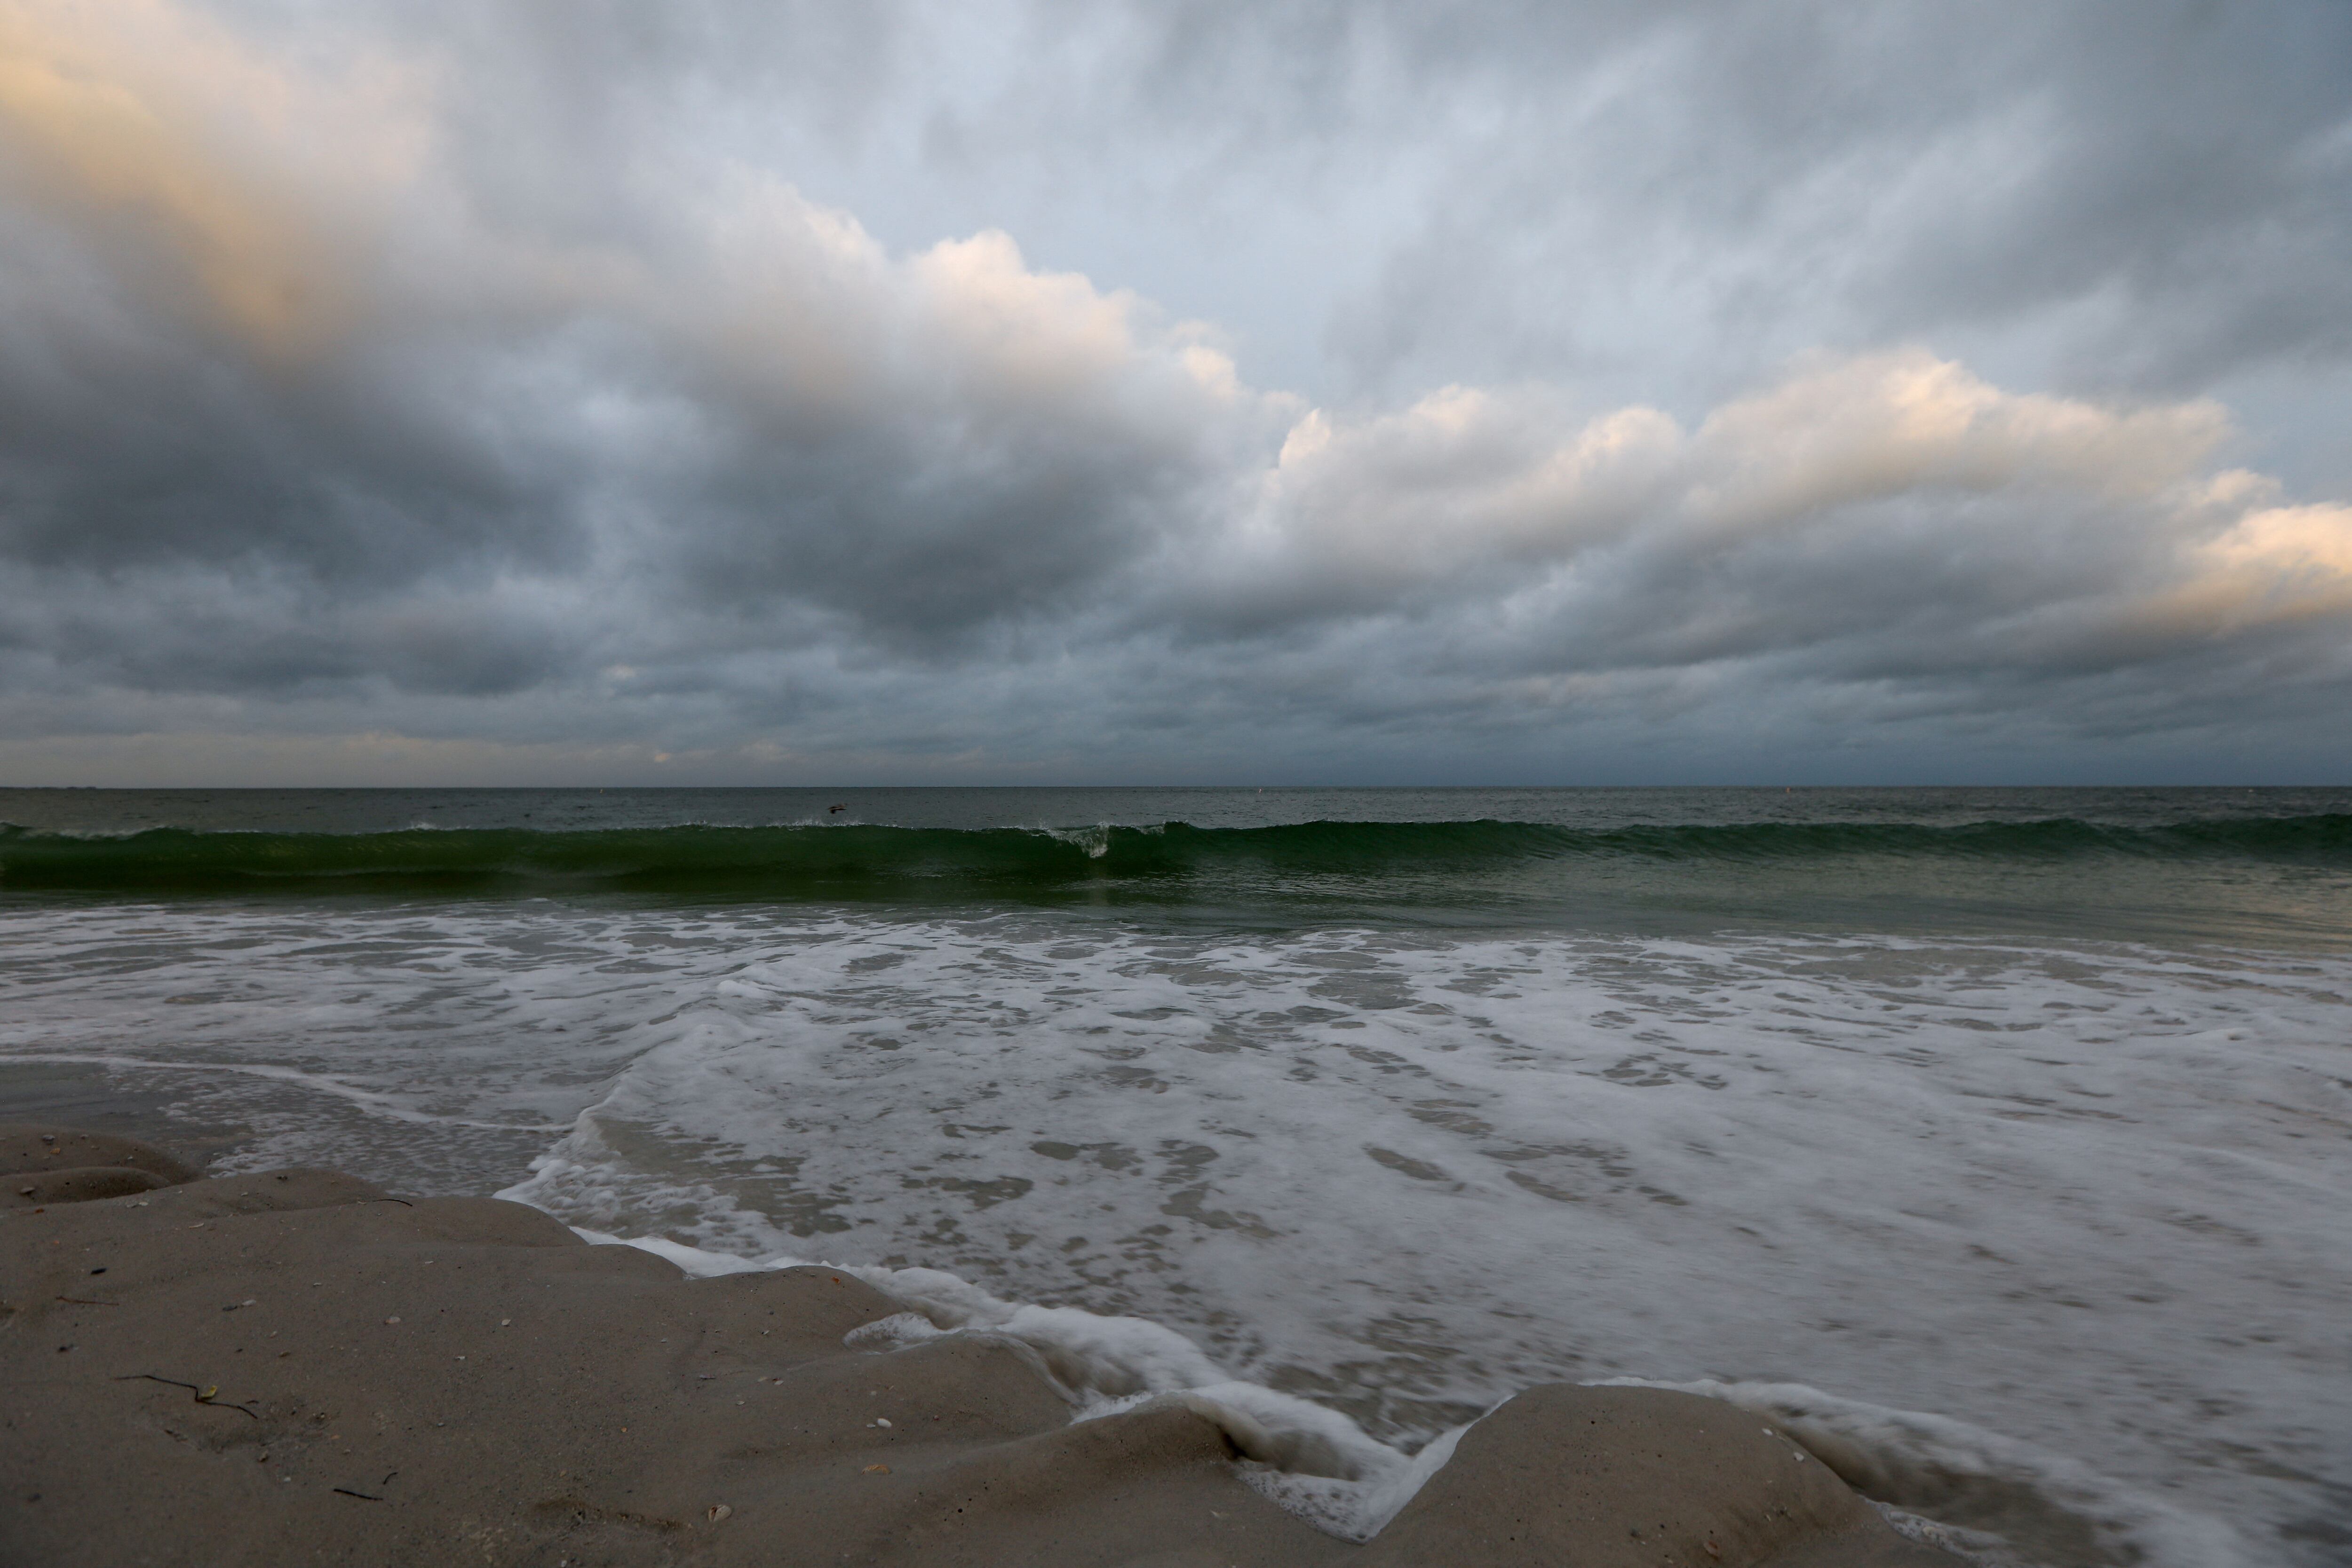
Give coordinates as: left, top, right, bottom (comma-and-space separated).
0, 0, 2346, 784
1170, 353, 2352, 758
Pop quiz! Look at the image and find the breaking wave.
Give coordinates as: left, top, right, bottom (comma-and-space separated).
3, 814, 2346, 898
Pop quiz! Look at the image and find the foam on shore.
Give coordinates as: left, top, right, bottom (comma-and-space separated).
571, 1226, 2258, 1566
573, 1225, 1442, 1539
5, 1130, 1962, 1568
1612, 1379, 2264, 1568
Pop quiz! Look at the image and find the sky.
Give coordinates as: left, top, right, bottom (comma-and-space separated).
1, 0, 2349, 786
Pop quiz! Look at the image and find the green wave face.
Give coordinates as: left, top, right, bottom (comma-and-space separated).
2, 815, 2348, 899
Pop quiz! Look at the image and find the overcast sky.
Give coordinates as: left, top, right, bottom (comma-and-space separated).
2, 0, 2348, 785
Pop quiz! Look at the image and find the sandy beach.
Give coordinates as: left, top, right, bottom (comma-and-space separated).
3, 1122, 1956, 1567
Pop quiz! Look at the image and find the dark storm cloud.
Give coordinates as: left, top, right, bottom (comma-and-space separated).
0, 0, 2345, 783
1285, 1, 2352, 408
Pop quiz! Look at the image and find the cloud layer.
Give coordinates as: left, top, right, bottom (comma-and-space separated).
0, 0, 2347, 783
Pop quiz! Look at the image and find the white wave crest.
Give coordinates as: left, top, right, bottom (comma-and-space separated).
1041, 823, 1112, 858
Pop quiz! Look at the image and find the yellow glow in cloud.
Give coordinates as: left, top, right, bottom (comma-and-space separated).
1207, 346, 2352, 654
910, 229, 1147, 396
1687, 350, 2231, 530
2115, 471, 2352, 638
2187, 499, 2352, 623
0, 0, 416, 356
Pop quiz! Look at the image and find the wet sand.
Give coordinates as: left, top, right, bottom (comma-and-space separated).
3, 1125, 1954, 1567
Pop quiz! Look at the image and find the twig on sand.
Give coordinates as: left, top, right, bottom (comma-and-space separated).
112, 1372, 261, 1418
332, 1488, 385, 1501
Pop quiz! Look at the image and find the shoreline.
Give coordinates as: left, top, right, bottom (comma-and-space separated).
4, 1122, 1955, 1567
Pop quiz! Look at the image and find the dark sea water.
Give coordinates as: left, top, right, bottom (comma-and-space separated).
4, 787, 2348, 1564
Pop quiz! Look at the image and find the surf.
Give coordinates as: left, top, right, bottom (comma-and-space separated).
3, 814, 2347, 896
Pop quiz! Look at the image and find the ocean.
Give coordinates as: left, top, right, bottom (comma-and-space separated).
3, 786, 2347, 1565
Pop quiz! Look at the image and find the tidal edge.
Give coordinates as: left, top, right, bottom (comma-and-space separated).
2, 1125, 1956, 1568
